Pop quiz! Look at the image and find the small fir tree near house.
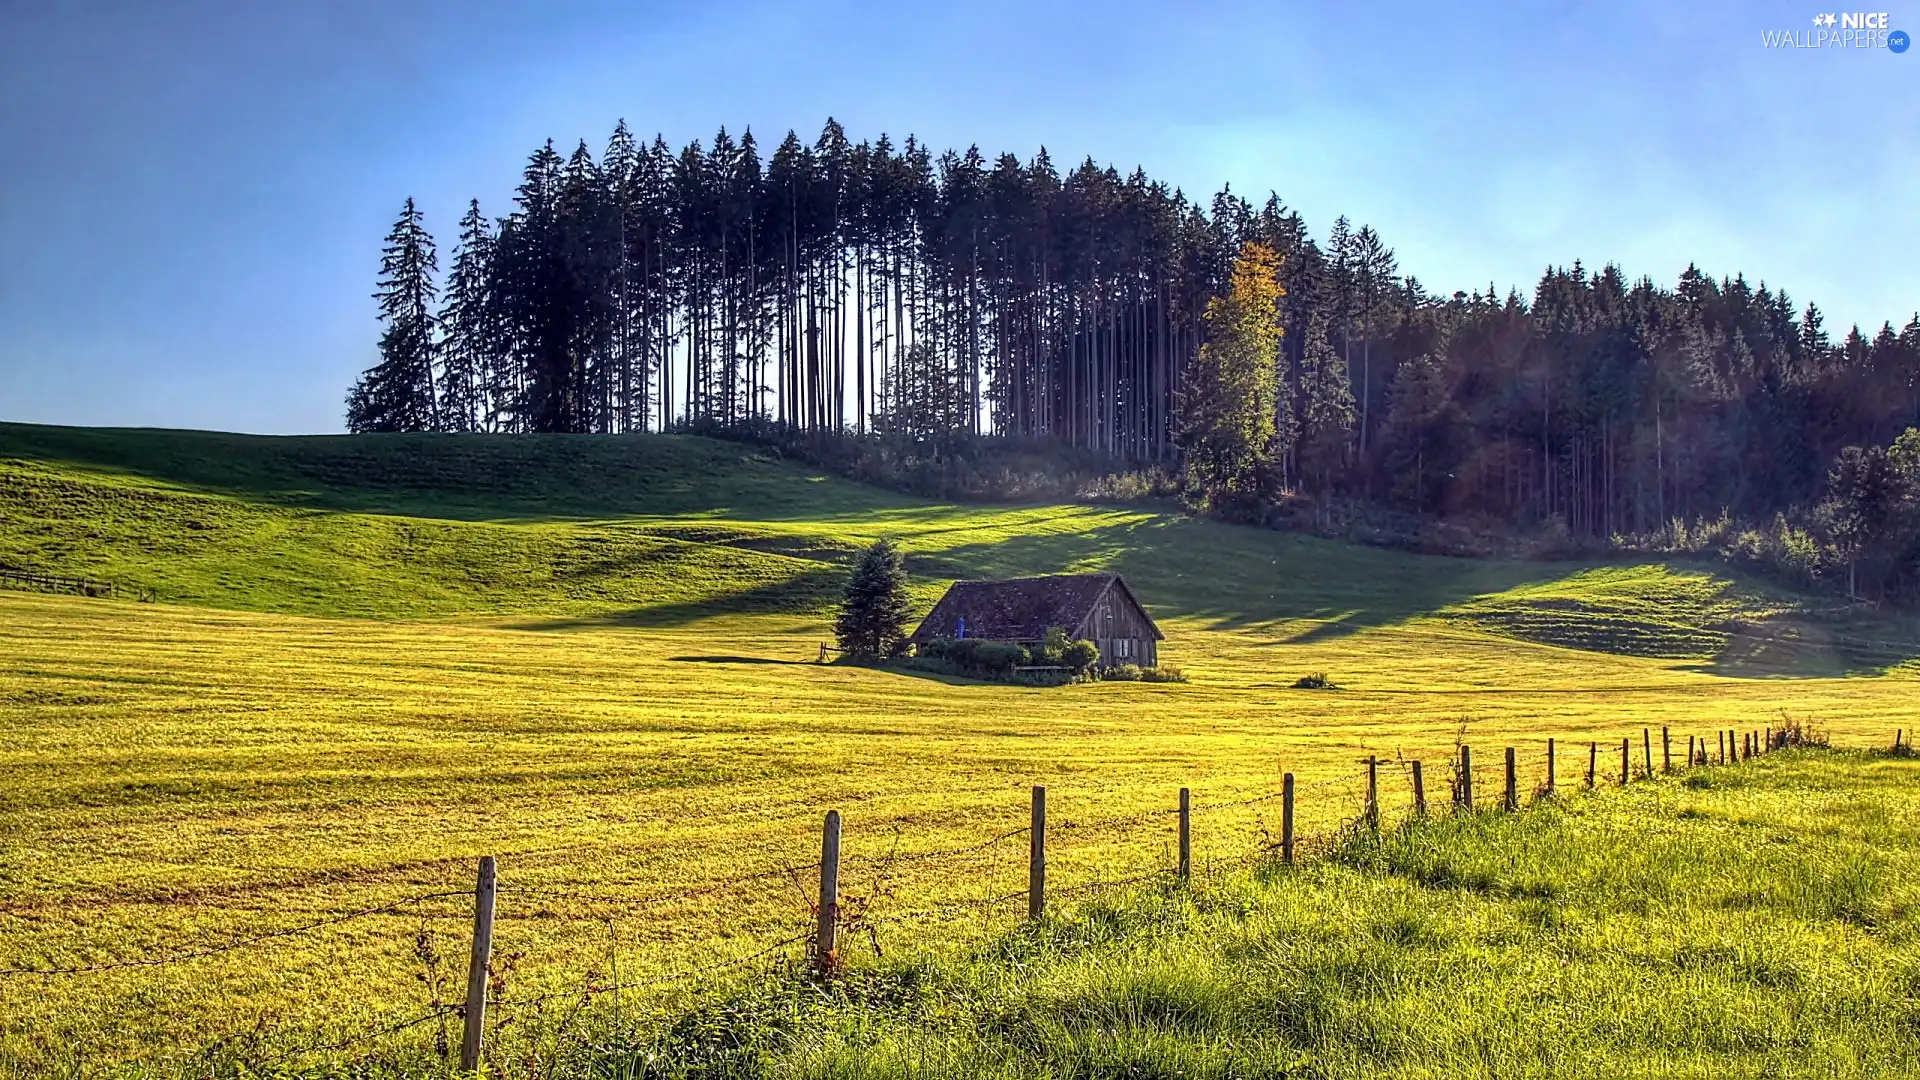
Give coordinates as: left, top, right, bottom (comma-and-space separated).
834, 540, 913, 659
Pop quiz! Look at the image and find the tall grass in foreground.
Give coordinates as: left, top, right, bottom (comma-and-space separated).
154, 747, 1920, 1080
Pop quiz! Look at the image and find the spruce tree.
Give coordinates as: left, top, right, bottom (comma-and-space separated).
346, 198, 439, 432
1380, 353, 1453, 512
437, 200, 495, 433
1298, 312, 1356, 496
834, 539, 913, 659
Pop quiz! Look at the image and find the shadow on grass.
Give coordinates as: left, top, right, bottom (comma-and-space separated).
1683, 615, 1920, 679
0, 423, 913, 523
503, 567, 847, 631
928, 513, 1563, 641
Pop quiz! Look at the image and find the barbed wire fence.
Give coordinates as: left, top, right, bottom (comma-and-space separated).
0, 720, 1848, 1072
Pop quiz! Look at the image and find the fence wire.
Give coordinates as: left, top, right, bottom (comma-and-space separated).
3, 729, 1824, 1068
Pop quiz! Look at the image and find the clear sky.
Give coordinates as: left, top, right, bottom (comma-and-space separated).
1, 0, 1912, 433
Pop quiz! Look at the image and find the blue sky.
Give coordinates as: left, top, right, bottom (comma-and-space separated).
1, 0, 1912, 433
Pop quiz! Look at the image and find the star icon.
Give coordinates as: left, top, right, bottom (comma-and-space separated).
1824, 13, 1838, 26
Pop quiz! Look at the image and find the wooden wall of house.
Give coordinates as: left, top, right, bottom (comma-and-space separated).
1081, 583, 1160, 667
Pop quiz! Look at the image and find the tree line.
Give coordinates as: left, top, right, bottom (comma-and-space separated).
349, 118, 1920, 599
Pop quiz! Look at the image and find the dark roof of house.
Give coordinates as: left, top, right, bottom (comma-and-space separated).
908, 573, 1164, 643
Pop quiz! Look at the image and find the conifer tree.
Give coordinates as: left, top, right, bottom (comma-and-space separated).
1380, 352, 1453, 511
834, 539, 913, 659
437, 200, 495, 432
1297, 312, 1355, 496
346, 198, 439, 432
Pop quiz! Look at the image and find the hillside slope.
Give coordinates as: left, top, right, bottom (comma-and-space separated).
1, 422, 1914, 673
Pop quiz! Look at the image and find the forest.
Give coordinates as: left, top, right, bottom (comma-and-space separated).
347, 119, 1920, 602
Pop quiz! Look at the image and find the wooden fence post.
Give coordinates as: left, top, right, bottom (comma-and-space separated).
1366, 757, 1379, 831
1281, 773, 1296, 864
1587, 742, 1597, 788
1546, 738, 1557, 796
1412, 761, 1426, 815
1642, 729, 1653, 778
461, 855, 497, 1072
1687, 734, 1695, 769
1718, 730, 1726, 765
1504, 747, 1517, 811
1028, 787, 1046, 921
1178, 787, 1191, 881
1620, 738, 1630, 786
816, 811, 842, 973
1459, 746, 1474, 811
1662, 727, 1672, 772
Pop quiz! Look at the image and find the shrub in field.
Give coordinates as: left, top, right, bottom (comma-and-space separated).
1292, 672, 1338, 689
1060, 639, 1099, 673
1096, 664, 1186, 683
1034, 626, 1072, 663
913, 637, 1028, 678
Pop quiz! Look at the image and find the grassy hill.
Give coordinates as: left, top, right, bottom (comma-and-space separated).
2, 422, 1913, 674
4, 422, 1920, 1076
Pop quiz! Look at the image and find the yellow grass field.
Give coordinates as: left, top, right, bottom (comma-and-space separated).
3, 593, 1911, 1073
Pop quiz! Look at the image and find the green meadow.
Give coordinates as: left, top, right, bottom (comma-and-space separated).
1, 422, 1916, 1077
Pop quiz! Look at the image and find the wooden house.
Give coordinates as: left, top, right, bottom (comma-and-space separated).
908, 572, 1164, 668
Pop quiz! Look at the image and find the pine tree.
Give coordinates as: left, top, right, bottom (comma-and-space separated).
436, 200, 495, 433
347, 198, 439, 432
498, 141, 568, 433
1297, 312, 1355, 496
833, 539, 914, 659
1380, 353, 1453, 512
1351, 226, 1398, 456
1820, 443, 1902, 599
1176, 241, 1283, 505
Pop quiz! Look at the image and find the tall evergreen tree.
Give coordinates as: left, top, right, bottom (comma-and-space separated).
1379, 352, 1455, 512
436, 200, 495, 433
346, 198, 439, 433
1297, 312, 1355, 496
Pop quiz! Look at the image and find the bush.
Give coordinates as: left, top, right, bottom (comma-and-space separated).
965, 640, 1028, 676
1293, 672, 1338, 690
1034, 626, 1071, 664
918, 637, 1028, 678
1061, 639, 1099, 673
1092, 663, 1188, 683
